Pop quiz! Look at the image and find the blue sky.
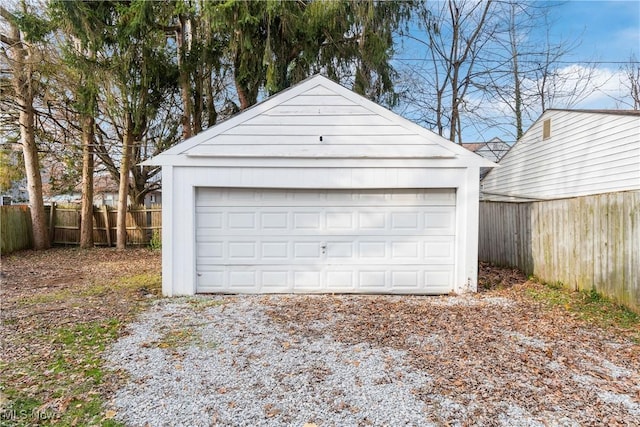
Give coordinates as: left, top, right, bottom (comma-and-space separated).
552, 0, 639, 64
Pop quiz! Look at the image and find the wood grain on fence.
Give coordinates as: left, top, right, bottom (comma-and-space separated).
480, 191, 640, 312
1, 204, 162, 253
1, 205, 33, 254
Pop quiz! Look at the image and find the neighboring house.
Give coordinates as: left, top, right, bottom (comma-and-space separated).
477, 109, 640, 312
145, 74, 495, 297
462, 137, 511, 179
145, 189, 162, 207
92, 173, 161, 207
462, 137, 511, 163
481, 109, 640, 201
44, 193, 81, 204
92, 173, 120, 207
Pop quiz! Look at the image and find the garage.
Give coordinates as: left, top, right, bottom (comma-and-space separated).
145, 75, 494, 296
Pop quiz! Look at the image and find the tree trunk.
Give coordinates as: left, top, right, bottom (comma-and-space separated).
176, 15, 193, 139
3, 12, 50, 249
205, 65, 218, 127
79, 113, 95, 248
509, 3, 523, 139
116, 114, 133, 250
20, 99, 49, 250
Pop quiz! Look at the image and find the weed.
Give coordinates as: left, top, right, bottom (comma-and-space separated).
526, 280, 640, 341
184, 297, 225, 312
149, 230, 162, 251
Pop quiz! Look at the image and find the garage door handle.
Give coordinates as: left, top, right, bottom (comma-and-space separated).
321, 243, 327, 254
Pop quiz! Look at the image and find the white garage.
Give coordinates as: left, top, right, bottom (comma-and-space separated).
145, 75, 494, 296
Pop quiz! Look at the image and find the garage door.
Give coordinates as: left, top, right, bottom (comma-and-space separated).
195, 188, 456, 294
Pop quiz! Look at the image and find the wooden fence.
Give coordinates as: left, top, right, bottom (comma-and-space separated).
1, 204, 161, 254
479, 191, 640, 313
1, 205, 33, 254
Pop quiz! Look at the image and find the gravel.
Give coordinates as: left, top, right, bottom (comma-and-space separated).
105, 296, 433, 426
104, 294, 640, 426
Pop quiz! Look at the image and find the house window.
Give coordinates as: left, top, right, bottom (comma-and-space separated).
542, 119, 551, 140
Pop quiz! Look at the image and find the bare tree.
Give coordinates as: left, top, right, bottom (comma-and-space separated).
398, 1, 602, 143
621, 56, 640, 110
481, 1, 600, 138
400, 0, 495, 143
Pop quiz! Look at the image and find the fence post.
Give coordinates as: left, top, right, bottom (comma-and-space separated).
103, 205, 111, 247
49, 202, 56, 245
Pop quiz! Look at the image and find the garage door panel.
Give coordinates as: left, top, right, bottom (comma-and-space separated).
391, 241, 420, 260
424, 208, 456, 233
425, 270, 454, 290
196, 212, 223, 229
197, 242, 224, 259
228, 242, 256, 259
196, 188, 456, 294
229, 271, 256, 287
293, 242, 322, 258
390, 212, 420, 230
326, 271, 355, 291
294, 271, 322, 289
391, 271, 419, 289
359, 270, 387, 289
260, 242, 289, 259
359, 241, 386, 259
358, 212, 386, 229
326, 212, 354, 230
261, 212, 289, 229
228, 212, 257, 229
326, 241, 353, 258
425, 239, 455, 263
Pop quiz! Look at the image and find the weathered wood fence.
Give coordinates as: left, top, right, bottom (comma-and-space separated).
479, 191, 640, 312
1, 205, 33, 254
1, 204, 161, 254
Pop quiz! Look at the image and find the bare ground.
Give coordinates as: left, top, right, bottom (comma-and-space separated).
1, 248, 639, 425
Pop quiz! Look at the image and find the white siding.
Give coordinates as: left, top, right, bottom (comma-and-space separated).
481, 110, 640, 201
160, 79, 491, 162
194, 86, 454, 157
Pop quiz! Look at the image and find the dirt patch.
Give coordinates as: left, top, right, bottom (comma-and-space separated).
0, 247, 161, 424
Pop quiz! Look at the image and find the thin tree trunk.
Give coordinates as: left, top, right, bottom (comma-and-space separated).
79, 113, 94, 248
176, 15, 193, 139
116, 114, 133, 250
509, 3, 523, 139
205, 65, 218, 127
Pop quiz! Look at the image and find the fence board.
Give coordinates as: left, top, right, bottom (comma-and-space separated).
479, 191, 640, 313
1, 205, 33, 254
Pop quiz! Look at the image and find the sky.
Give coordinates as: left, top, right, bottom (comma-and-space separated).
552, 0, 640, 109
395, 0, 640, 142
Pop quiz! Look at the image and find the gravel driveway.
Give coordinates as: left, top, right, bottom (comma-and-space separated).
105, 294, 640, 426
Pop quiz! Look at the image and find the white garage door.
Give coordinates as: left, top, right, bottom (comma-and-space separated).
195, 188, 456, 294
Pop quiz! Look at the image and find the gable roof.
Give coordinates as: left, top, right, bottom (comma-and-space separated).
145, 75, 494, 167
480, 108, 640, 201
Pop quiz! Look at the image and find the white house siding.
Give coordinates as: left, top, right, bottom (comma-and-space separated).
481, 110, 640, 201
